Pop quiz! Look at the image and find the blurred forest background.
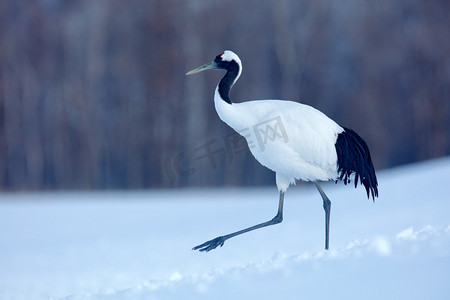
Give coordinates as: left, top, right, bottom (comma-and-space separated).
0, 0, 449, 190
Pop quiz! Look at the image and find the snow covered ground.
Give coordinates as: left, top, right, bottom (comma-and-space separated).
1, 157, 450, 300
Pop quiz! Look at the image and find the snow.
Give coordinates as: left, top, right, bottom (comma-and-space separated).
1, 157, 450, 300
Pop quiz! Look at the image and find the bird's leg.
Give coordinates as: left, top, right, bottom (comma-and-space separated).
193, 191, 285, 252
314, 182, 331, 250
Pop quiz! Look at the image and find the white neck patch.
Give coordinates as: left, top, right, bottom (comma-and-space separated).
220, 50, 242, 84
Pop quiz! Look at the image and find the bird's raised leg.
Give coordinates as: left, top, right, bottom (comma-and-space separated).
193, 191, 285, 252
314, 182, 331, 250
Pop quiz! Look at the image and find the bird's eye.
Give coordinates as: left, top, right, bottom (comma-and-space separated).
214, 53, 224, 63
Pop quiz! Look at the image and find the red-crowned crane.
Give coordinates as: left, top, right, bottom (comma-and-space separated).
186, 50, 378, 252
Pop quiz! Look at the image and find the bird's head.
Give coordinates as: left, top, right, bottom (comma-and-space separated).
186, 50, 242, 76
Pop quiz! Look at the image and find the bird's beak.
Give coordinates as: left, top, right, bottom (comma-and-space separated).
186, 61, 217, 75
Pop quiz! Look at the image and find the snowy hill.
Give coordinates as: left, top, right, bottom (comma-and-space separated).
1, 157, 450, 299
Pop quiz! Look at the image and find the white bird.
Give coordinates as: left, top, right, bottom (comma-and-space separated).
186, 50, 378, 252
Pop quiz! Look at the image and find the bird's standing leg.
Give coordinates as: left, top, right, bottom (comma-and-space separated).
193, 191, 285, 252
314, 182, 331, 250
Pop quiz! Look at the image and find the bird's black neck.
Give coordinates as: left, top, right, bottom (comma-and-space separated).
218, 61, 240, 105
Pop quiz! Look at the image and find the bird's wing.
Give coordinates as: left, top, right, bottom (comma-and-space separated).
235, 100, 343, 182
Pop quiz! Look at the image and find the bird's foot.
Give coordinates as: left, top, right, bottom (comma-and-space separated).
192, 236, 226, 252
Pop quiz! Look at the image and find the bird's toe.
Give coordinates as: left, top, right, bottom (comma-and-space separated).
192, 236, 225, 252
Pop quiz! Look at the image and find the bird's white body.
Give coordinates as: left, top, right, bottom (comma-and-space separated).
214, 87, 344, 192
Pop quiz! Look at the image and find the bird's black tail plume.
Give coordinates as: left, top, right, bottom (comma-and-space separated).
335, 127, 378, 200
